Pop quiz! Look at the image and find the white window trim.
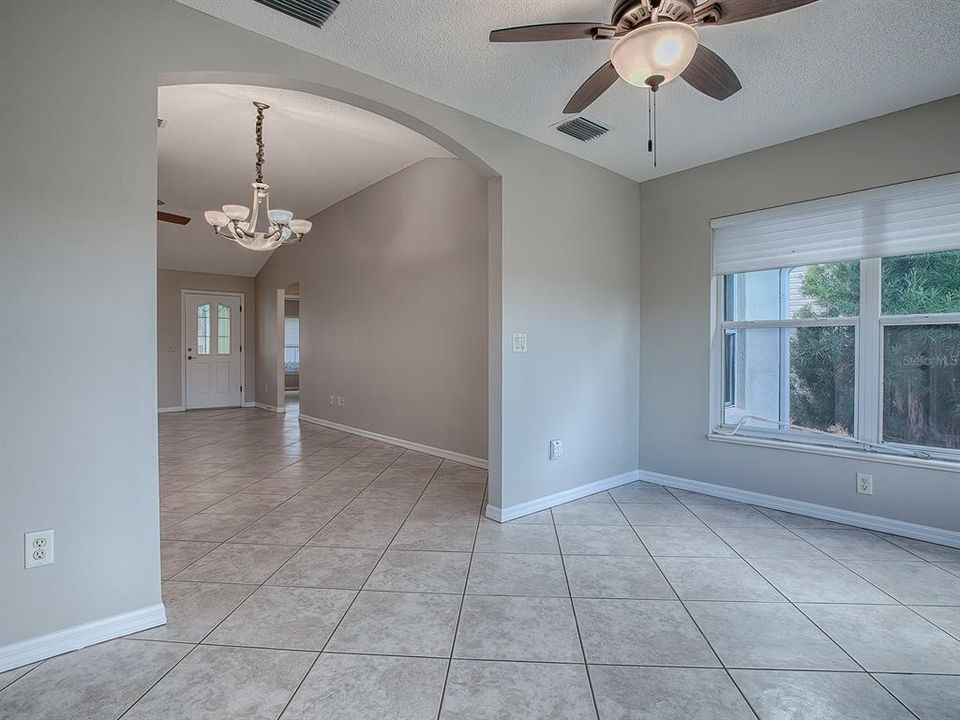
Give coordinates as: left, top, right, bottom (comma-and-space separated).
708, 260, 960, 468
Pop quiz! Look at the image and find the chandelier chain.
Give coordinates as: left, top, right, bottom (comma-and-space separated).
254, 102, 267, 184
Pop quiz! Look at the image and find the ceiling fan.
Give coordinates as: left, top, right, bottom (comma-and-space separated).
157, 199, 190, 225
490, 0, 819, 113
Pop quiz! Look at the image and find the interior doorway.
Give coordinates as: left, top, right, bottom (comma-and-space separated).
182, 291, 244, 409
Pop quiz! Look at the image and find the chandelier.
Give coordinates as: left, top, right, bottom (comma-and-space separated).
204, 102, 312, 251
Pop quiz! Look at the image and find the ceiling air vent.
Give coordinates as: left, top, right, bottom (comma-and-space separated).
555, 116, 610, 142
253, 0, 340, 28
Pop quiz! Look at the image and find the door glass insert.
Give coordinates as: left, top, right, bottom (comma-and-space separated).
197, 304, 210, 355
218, 304, 231, 355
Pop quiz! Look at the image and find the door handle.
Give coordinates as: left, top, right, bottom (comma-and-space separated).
187, 355, 194, 360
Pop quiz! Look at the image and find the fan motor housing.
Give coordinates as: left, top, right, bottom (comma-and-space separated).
612, 0, 704, 30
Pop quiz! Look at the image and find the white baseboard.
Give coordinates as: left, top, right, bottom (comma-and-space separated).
242, 401, 257, 408
0, 603, 166, 673
637, 469, 960, 549
255, 402, 285, 413
299, 413, 487, 469
486, 469, 640, 523
157, 406, 184, 414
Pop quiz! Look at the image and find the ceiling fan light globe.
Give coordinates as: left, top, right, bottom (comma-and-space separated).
289, 219, 312, 235
610, 21, 699, 88
223, 204, 250, 221
204, 210, 228, 227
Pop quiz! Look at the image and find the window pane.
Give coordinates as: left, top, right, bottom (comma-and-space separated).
789, 325, 856, 436
724, 262, 859, 321
723, 331, 735, 406
284, 317, 300, 346
883, 324, 960, 449
284, 347, 299, 373
725, 269, 781, 321
788, 263, 860, 319
724, 326, 855, 437
881, 250, 960, 315
217, 304, 230, 355
724, 327, 782, 429
197, 304, 210, 355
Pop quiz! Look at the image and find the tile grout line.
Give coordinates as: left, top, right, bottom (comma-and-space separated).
119, 426, 377, 718
550, 506, 603, 720
124, 424, 429, 718
752, 504, 936, 718
666, 490, 923, 720
609, 491, 763, 720
275, 451, 456, 719
433, 481, 485, 720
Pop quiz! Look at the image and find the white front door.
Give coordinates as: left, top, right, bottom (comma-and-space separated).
184, 293, 242, 409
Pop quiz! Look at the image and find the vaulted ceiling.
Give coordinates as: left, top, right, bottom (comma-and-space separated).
157, 84, 451, 276
175, 0, 960, 183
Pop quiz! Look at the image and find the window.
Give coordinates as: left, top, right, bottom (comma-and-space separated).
217, 304, 231, 355
711, 173, 960, 462
197, 304, 210, 355
880, 251, 960, 450
284, 316, 300, 373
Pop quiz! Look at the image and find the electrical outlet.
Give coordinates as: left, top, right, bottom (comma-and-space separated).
512, 333, 527, 353
329, 395, 336, 406
549, 439, 563, 460
856, 473, 874, 495
25, 529, 54, 569
337, 396, 346, 407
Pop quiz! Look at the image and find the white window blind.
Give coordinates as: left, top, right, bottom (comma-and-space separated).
284, 317, 299, 347
712, 173, 960, 275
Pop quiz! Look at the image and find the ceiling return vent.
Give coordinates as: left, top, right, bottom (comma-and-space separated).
554, 116, 610, 142
253, 0, 340, 29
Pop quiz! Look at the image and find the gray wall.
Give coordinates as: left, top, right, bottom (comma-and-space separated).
638, 96, 960, 532
257, 159, 489, 460
157, 269, 256, 409
0, 0, 641, 651
1, 1, 163, 649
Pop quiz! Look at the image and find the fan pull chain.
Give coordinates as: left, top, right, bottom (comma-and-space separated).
650, 88, 657, 167
647, 87, 653, 157
645, 76, 663, 168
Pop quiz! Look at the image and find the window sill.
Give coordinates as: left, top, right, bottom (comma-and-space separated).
708, 431, 960, 474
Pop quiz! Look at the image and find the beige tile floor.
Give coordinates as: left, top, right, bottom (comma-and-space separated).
2, 403, 960, 719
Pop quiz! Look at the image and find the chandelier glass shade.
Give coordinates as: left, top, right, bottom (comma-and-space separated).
204, 102, 312, 251
610, 21, 699, 89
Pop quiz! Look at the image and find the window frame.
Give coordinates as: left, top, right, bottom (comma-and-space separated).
709, 256, 960, 465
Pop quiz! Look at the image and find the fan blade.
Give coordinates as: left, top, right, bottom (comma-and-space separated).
158, 211, 191, 225
563, 62, 620, 114
490, 22, 613, 43
680, 45, 742, 101
706, 0, 819, 26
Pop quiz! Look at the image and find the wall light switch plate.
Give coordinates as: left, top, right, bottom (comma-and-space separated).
25, 529, 54, 569
512, 333, 527, 353
856, 473, 874, 495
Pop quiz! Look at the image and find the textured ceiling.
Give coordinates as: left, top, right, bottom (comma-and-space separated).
175, 0, 960, 182
157, 84, 451, 275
